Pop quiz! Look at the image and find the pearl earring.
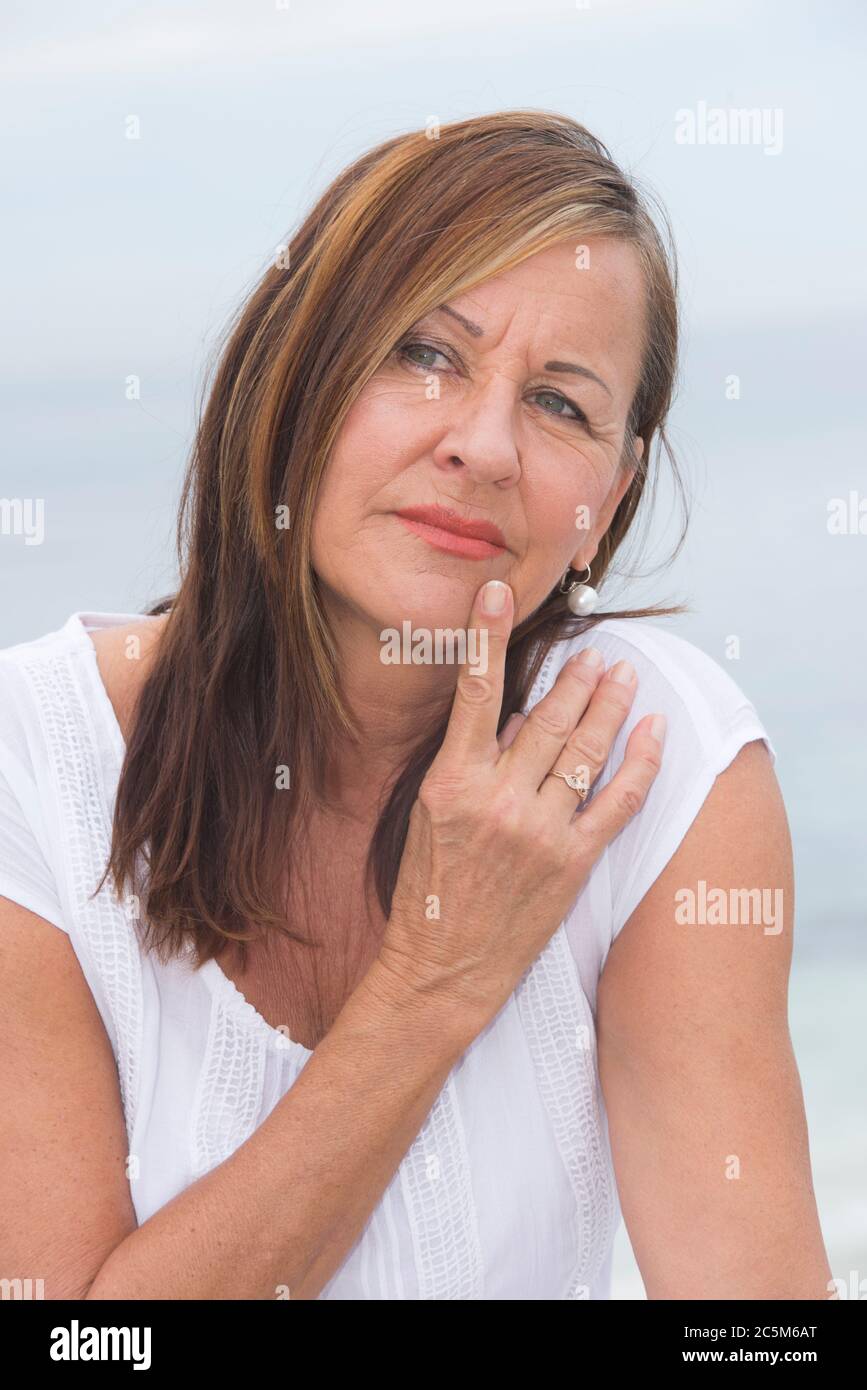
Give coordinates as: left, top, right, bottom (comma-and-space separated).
559, 563, 599, 616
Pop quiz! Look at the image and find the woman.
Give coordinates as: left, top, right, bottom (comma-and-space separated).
0, 110, 830, 1300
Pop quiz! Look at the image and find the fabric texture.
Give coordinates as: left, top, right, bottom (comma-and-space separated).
0, 609, 775, 1299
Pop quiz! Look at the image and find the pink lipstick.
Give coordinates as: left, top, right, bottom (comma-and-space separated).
394, 505, 508, 560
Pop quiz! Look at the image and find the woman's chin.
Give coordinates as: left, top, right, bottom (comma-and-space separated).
355, 569, 488, 625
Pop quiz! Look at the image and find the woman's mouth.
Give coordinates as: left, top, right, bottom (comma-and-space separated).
394, 505, 508, 560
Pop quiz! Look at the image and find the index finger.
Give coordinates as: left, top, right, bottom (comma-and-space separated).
437, 580, 513, 768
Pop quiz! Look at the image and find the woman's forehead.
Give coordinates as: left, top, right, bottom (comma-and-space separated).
436, 240, 646, 398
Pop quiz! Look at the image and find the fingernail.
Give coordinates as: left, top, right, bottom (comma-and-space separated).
571, 646, 603, 669
649, 714, 667, 744
499, 712, 524, 745
482, 580, 508, 614
609, 659, 635, 685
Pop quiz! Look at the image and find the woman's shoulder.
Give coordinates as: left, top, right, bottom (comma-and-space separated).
0, 608, 155, 682
0, 614, 97, 934
83, 615, 169, 745
539, 618, 778, 947
0, 612, 165, 1047
0, 612, 87, 749
535, 617, 777, 771
0, 610, 168, 751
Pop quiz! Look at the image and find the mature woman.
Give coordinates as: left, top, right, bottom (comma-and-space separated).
0, 110, 830, 1300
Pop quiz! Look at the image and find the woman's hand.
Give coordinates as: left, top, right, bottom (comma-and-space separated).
376, 579, 667, 1037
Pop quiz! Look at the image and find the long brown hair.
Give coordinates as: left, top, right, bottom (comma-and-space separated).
97, 109, 685, 970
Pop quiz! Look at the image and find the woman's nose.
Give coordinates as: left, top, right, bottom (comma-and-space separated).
430, 379, 522, 486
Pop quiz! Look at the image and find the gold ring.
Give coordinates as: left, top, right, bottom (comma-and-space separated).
546, 769, 589, 803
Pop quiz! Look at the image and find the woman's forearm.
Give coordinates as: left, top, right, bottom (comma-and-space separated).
84, 961, 476, 1300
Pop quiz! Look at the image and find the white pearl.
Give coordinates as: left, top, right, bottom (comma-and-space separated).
567, 584, 598, 616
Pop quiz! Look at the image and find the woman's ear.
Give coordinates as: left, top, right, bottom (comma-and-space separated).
610, 432, 644, 512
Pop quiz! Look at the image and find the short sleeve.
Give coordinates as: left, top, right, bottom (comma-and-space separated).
0, 659, 68, 933
583, 622, 777, 946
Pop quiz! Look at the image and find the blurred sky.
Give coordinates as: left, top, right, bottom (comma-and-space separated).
1, 0, 865, 1295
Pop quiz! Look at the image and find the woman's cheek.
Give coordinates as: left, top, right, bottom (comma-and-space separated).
531, 476, 600, 552
358, 374, 440, 433
565, 459, 618, 540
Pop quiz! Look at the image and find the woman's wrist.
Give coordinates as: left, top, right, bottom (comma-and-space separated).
355, 952, 484, 1060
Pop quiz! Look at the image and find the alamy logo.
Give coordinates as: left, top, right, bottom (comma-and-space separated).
380, 621, 488, 675
0, 497, 44, 545
675, 880, 784, 935
49, 1320, 152, 1370
674, 101, 784, 155
0, 1277, 44, 1299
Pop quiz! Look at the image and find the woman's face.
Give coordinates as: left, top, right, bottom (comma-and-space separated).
311, 235, 647, 644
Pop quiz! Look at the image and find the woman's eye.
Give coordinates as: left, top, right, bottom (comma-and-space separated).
397, 340, 451, 371
395, 345, 587, 428
531, 388, 587, 426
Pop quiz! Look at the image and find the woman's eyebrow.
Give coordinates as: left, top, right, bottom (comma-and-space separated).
439, 303, 485, 338
436, 303, 612, 397
544, 360, 612, 397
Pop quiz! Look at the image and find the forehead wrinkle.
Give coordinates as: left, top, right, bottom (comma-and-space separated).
428, 296, 624, 405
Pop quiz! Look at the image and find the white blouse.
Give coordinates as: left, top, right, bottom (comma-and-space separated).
0, 610, 775, 1299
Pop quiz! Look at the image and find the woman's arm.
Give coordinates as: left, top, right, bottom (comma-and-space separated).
0, 897, 476, 1300
597, 739, 832, 1299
